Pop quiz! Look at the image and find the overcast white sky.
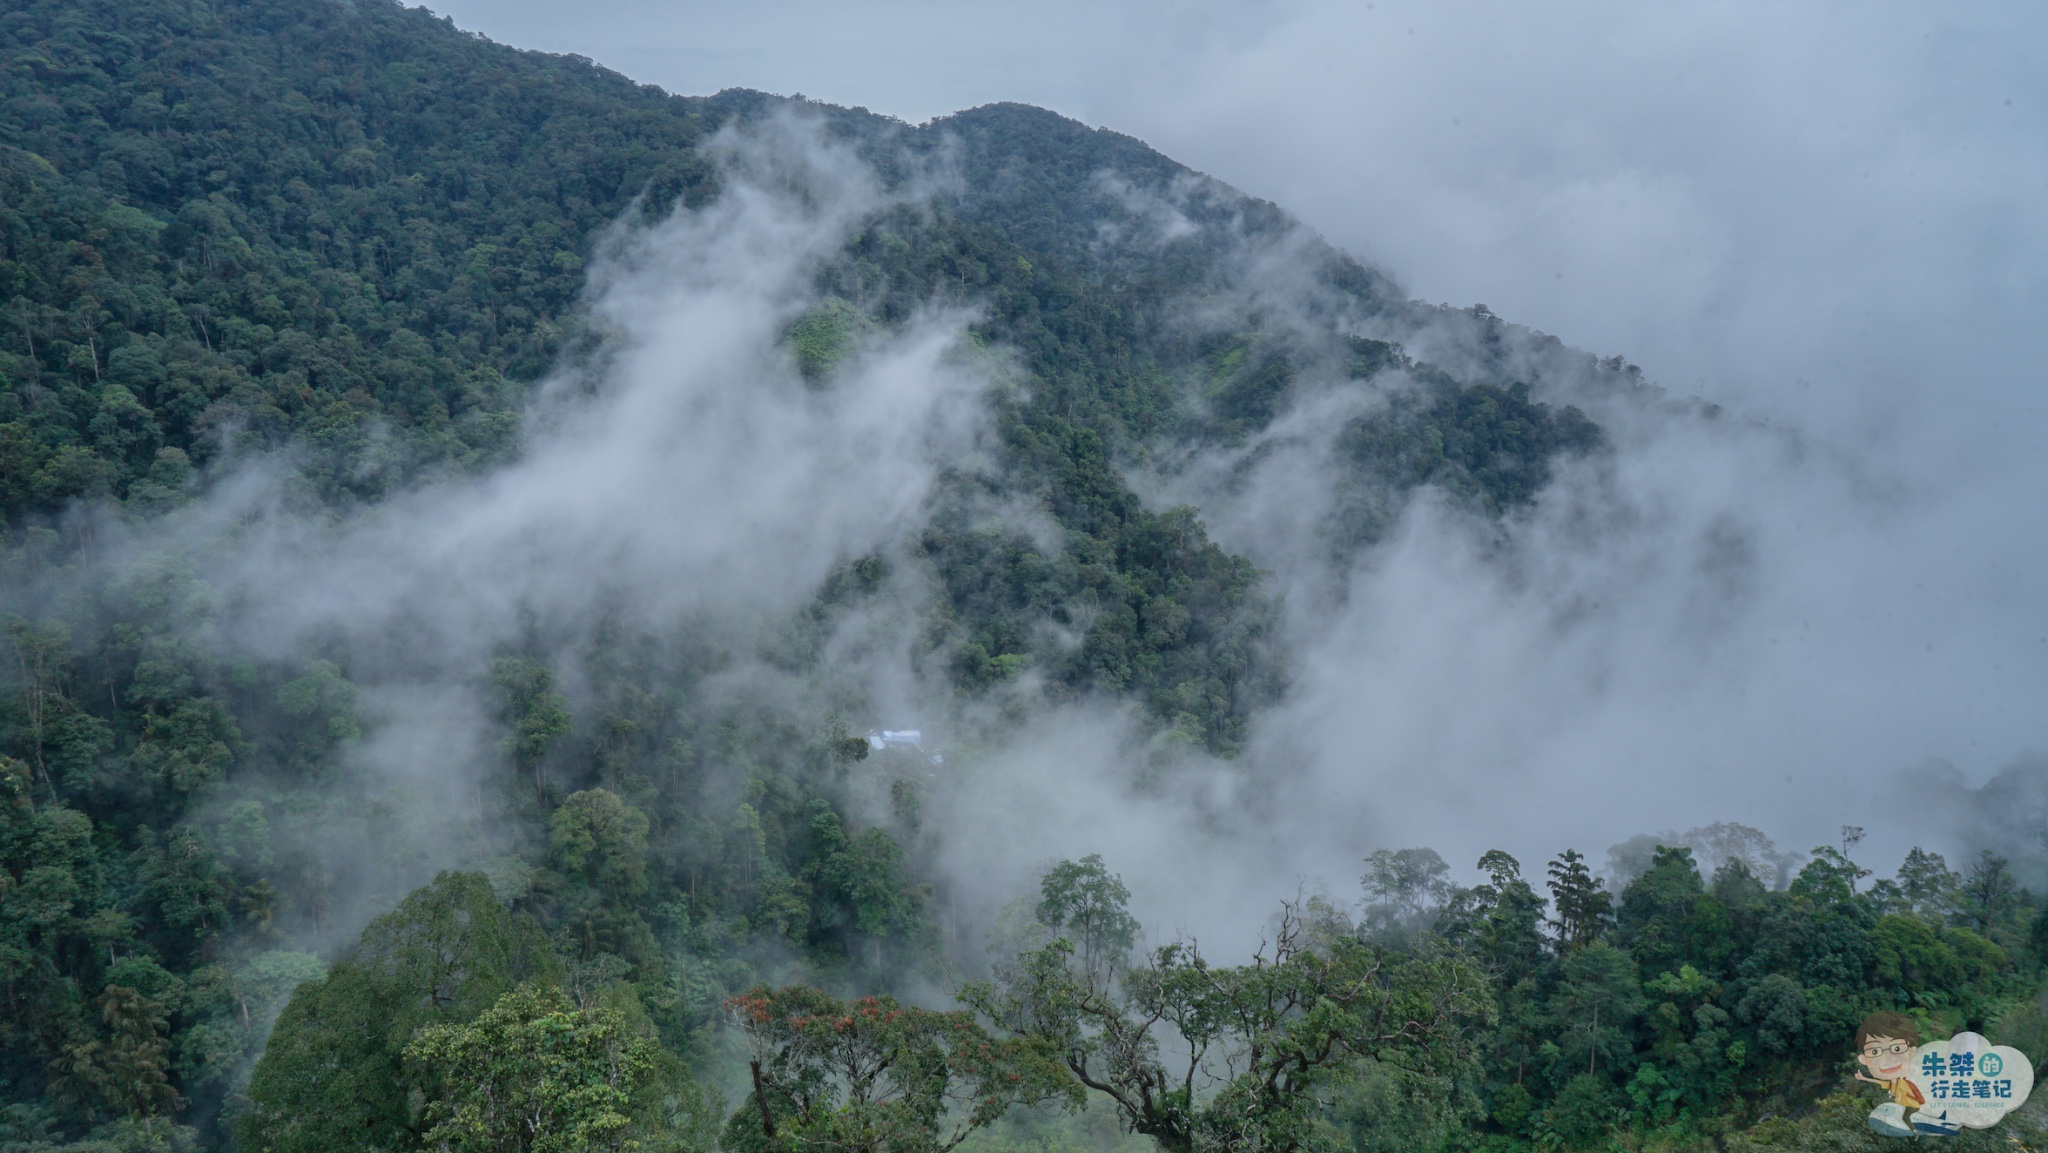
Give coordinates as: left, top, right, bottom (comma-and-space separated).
408, 0, 2048, 873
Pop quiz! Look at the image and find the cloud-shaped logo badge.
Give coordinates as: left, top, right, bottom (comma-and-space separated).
1906, 1031, 2034, 1131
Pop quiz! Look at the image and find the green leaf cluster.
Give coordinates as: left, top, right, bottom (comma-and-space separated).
726, 984, 1079, 1153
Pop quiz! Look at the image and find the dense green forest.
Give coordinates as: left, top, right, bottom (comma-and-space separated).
0, 1, 2040, 1152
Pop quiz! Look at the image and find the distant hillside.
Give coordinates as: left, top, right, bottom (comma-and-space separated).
0, 0, 1619, 753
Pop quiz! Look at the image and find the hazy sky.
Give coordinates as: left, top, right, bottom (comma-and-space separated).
393, 0, 2048, 885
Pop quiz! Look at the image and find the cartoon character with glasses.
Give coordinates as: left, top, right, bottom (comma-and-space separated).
1855, 1011, 1951, 1137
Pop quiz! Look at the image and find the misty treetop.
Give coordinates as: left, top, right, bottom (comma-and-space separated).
741, 843, 2044, 1153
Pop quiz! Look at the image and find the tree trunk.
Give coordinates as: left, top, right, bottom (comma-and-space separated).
750, 1060, 777, 1137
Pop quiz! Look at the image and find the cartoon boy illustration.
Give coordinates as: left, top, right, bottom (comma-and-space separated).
1857, 1012, 1926, 1137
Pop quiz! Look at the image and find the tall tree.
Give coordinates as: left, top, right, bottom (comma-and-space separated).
3, 616, 73, 784
967, 860, 1492, 1153
1359, 847, 1455, 941
725, 985, 1075, 1153
405, 983, 681, 1153
1547, 850, 1612, 950
1871, 847, 1960, 921
239, 873, 563, 1153
1960, 850, 2017, 933
494, 658, 573, 811
1460, 849, 1549, 984
1034, 853, 1139, 979
61, 982, 182, 1133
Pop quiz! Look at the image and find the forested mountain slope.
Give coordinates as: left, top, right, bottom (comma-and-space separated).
0, 2, 2039, 1153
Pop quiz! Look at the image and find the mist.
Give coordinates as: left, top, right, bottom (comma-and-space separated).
206, 126, 985, 660
1099, 2, 2048, 884
15, 96, 2043, 976
0, 117, 1015, 950
399, 1, 2048, 914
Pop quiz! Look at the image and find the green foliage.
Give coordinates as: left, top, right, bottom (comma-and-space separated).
1546, 849, 1612, 950
967, 859, 1493, 1153
550, 789, 651, 897
1547, 941, 1644, 1078
828, 187, 1300, 751
1959, 850, 2020, 932
128, 699, 237, 795
1990, 989, 2048, 1067
1329, 1056, 1481, 1153
726, 983, 1080, 1153
1446, 849, 1549, 986
1422, 835, 2048, 1152
950, 1095, 1155, 1153
1329, 374, 1604, 550
63, 981, 182, 1128
238, 872, 561, 1153
1538, 1071, 1622, 1147
1033, 855, 1137, 976
1615, 846, 1729, 977
1360, 847, 1455, 942
403, 983, 664, 1153
1725, 1087, 2048, 1153
493, 658, 573, 810
1869, 846, 1960, 921
787, 298, 873, 383
801, 802, 929, 959
0, 0, 1612, 765
0, 0, 719, 513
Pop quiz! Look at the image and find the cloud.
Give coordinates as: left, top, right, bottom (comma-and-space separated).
1141, 293, 2048, 882
198, 116, 992, 675
1097, 3, 2048, 428
33, 0, 2048, 944
399, 7, 2048, 893
1065, 1, 2048, 886
12, 115, 1009, 941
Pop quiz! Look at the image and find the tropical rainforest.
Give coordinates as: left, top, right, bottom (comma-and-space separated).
0, 1, 2042, 1152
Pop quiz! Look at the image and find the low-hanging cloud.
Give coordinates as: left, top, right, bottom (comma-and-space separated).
403, 0, 2048, 910
1074, 0, 2048, 891
1132, 286, 2047, 891
6, 116, 1013, 942
20, 83, 2045, 975
202, 121, 990, 674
